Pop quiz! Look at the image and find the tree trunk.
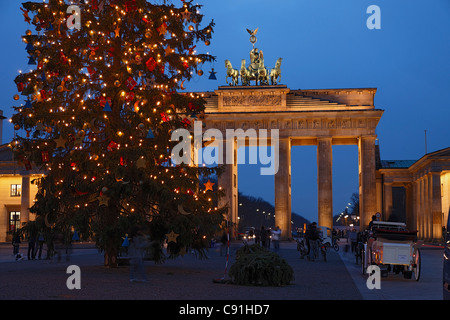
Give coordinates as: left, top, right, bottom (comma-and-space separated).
104, 246, 118, 268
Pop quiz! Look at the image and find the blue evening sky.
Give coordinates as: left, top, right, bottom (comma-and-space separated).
1, 0, 449, 223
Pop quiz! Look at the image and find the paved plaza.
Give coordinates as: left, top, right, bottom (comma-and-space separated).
0, 240, 443, 302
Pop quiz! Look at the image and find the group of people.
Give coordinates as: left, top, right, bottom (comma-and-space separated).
255, 226, 282, 251
12, 231, 46, 261
12, 229, 77, 262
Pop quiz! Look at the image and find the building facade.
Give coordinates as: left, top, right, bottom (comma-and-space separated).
0, 144, 41, 241
377, 147, 450, 241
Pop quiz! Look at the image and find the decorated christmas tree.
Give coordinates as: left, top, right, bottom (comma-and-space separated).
11, 0, 225, 266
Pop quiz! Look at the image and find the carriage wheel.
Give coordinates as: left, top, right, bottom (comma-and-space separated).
413, 248, 421, 281
333, 243, 339, 252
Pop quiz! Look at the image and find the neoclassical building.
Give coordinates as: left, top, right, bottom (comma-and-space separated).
376, 147, 450, 241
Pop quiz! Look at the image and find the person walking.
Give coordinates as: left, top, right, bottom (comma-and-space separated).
129, 228, 149, 282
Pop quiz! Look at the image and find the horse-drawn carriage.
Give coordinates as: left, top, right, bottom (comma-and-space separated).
361, 221, 422, 281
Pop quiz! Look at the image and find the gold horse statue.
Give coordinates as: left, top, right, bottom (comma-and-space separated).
225, 60, 239, 86
269, 58, 282, 85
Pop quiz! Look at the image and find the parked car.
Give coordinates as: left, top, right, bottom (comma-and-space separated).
444, 209, 450, 300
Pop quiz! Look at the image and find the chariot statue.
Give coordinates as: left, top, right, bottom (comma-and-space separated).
225, 28, 282, 86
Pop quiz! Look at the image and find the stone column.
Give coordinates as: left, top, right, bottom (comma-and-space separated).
218, 138, 238, 238
20, 175, 30, 226
317, 137, 333, 229
430, 171, 443, 240
424, 174, 430, 240
383, 182, 393, 220
419, 176, 425, 239
405, 183, 414, 231
412, 179, 419, 232
428, 173, 435, 240
358, 136, 377, 228
274, 138, 291, 239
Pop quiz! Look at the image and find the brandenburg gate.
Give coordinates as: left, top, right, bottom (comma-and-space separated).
199, 29, 383, 239
201, 85, 383, 239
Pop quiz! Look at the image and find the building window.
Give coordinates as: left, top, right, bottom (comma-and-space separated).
10, 184, 21, 197
9, 211, 20, 233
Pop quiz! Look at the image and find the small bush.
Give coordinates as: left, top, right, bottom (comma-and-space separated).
228, 244, 294, 286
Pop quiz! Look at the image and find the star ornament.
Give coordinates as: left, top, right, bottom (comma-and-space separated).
181, 9, 191, 22
114, 25, 120, 38
136, 157, 146, 169
166, 231, 179, 243
97, 194, 110, 207
157, 22, 167, 36
54, 136, 66, 148
204, 180, 215, 192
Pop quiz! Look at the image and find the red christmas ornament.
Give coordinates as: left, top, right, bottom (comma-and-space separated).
182, 118, 191, 127
16, 82, 24, 92
125, 76, 137, 91
87, 67, 96, 77
99, 96, 112, 107
125, 92, 135, 102
188, 102, 198, 111
146, 57, 157, 71
107, 140, 118, 151
160, 112, 170, 122
125, 0, 137, 12
41, 151, 49, 162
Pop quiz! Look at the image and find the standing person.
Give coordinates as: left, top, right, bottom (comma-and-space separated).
12, 232, 21, 256
266, 228, 271, 249
255, 227, 260, 245
129, 228, 149, 282
37, 231, 45, 260
27, 233, 36, 260
271, 226, 281, 252
260, 226, 266, 248
306, 222, 319, 261
349, 229, 358, 253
